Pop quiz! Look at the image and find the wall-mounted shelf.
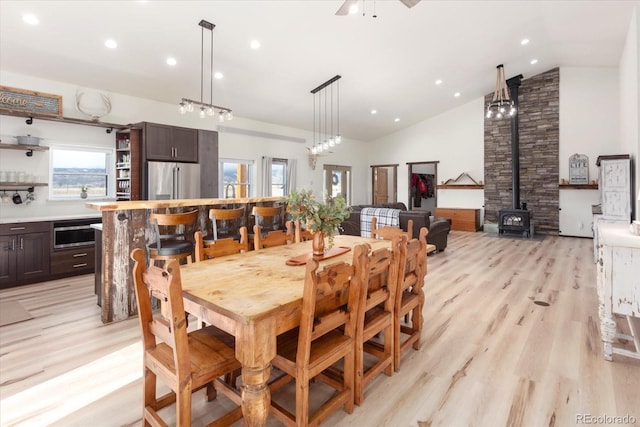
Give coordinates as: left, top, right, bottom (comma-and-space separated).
438, 184, 484, 189
1, 111, 126, 134
0, 143, 49, 157
559, 184, 598, 190
0, 182, 47, 187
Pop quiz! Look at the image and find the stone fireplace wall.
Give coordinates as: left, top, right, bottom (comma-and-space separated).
484, 67, 559, 234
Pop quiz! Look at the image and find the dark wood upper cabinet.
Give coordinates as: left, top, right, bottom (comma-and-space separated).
140, 122, 198, 163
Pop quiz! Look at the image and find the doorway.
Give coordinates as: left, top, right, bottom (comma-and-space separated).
371, 164, 398, 204
323, 164, 351, 204
407, 161, 439, 212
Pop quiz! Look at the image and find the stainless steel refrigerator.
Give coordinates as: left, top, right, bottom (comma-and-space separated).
147, 161, 200, 200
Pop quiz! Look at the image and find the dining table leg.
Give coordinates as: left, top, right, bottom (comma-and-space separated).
235, 318, 277, 426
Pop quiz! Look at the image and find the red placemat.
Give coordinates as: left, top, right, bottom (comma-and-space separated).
285, 246, 351, 266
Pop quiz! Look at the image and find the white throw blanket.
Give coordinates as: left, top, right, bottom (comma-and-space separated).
360, 207, 400, 238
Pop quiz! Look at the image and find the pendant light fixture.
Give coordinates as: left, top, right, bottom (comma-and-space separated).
179, 19, 232, 121
310, 75, 342, 155
486, 64, 516, 119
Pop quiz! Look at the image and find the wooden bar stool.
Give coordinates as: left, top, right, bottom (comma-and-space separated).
148, 209, 198, 265
252, 205, 284, 232
206, 206, 245, 243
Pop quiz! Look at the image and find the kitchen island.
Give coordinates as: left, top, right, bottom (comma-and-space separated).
86, 197, 282, 323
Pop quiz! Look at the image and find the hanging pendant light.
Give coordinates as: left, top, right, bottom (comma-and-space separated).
486, 64, 516, 119
178, 19, 232, 120
309, 75, 342, 156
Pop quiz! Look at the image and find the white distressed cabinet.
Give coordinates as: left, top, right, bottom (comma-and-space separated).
592, 155, 633, 263
596, 222, 640, 361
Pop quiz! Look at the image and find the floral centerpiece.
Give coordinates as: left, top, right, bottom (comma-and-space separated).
285, 189, 352, 253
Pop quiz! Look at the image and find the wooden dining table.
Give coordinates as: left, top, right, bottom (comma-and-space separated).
179, 235, 390, 426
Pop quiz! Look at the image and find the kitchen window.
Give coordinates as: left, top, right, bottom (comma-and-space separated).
49, 146, 114, 199
271, 158, 287, 197
220, 158, 254, 198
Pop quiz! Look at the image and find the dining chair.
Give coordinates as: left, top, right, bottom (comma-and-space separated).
195, 226, 249, 261
148, 209, 199, 265
371, 216, 413, 240
394, 227, 428, 372
292, 219, 314, 243
251, 205, 284, 232
130, 248, 243, 427
268, 244, 368, 427
253, 223, 293, 250
205, 206, 245, 243
354, 235, 404, 406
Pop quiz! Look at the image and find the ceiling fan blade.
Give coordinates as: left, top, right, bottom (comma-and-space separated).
399, 0, 420, 8
335, 0, 359, 16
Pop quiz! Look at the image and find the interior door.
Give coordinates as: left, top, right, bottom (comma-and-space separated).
374, 168, 389, 204
372, 164, 397, 204
324, 165, 351, 203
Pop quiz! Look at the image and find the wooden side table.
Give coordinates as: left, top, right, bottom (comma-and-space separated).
434, 207, 480, 232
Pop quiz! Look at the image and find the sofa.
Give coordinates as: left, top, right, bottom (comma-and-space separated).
339, 203, 451, 252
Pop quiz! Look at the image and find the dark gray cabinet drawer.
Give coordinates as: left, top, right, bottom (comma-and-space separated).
50, 246, 95, 276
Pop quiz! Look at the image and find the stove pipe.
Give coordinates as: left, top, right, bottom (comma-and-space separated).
507, 74, 524, 210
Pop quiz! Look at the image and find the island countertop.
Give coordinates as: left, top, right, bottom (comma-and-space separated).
85, 196, 282, 212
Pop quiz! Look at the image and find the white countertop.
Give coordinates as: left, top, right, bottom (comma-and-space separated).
599, 222, 640, 248
0, 213, 102, 224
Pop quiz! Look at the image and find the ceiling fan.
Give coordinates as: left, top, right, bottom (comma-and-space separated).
335, 0, 420, 16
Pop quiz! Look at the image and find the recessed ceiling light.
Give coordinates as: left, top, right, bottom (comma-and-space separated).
521, 38, 530, 45
394, 118, 400, 122
454, 92, 461, 97
371, 109, 377, 115
214, 72, 224, 80
349, 4, 359, 14
166, 57, 177, 66
22, 14, 39, 25
105, 39, 118, 49
250, 39, 261, 49
435, 79, 443, 85
530, 59, 538, 65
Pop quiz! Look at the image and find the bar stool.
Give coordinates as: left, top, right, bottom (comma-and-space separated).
252, 205, 284, 233
205, 206, 245, 243
148, 209, 198, 265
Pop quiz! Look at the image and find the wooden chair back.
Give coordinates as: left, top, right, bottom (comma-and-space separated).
130, 248, 243, 426
208, 206, 245, 241
393, 227, 428, 371
269, 245, 368, 426
194, 226, 249, 261
252, 205, 283, 232
253, 223, 292, 250
148, 209, 199, 264
353, 235, 404, 405
371, 216, 413, 240
292, 219, 314, 243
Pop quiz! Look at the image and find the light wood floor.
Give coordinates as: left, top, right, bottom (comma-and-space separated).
1, 231, 639, 426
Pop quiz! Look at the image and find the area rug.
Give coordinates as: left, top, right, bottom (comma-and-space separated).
0, 301, 34, 327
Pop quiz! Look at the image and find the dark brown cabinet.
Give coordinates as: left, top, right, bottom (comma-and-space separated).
140, 122, 198, 163
0, 222, 50, 288
50, 246, 95, 277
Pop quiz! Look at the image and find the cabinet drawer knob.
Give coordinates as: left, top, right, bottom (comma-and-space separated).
72, 263, 88, 268
73, 253, 88, 258
10, 227, 26, 231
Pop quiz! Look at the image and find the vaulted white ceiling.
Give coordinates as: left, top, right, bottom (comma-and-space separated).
0, 1, 637, 141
